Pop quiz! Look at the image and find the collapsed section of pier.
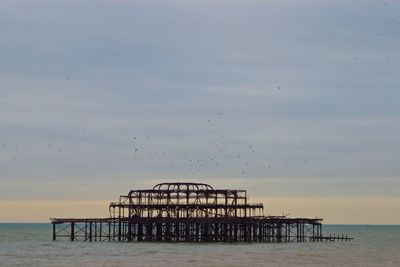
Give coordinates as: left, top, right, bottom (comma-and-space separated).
50, 182, 352, 242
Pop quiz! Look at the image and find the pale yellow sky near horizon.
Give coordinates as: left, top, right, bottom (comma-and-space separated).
1, 196, 399, 224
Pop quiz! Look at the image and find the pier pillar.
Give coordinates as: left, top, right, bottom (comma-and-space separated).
84, 222, 88, 241
70, 222, 75, 241
89, 222, 93, 241
128, 222, 132, 241
99, 222, 102, 241
108, 222, 111, 242
118, 221, 122, 241
52, 223, 56, 241
94, 222, 97, 241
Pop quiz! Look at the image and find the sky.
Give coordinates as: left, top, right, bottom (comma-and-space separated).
1, 0, 399, 223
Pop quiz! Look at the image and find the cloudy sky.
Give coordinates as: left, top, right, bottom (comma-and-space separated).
1, 0, 399, 223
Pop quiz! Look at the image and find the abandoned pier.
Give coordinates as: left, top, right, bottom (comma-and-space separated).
50, 182, 352, 243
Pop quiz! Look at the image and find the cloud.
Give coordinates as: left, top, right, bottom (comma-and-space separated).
0, 0, 399, 222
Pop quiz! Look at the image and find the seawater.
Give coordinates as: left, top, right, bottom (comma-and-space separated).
0, 224, 399, 266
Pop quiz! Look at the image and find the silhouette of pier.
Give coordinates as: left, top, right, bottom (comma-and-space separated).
50, 182, 352, 243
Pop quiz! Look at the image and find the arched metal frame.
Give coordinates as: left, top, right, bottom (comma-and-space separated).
111, 182, 263, 219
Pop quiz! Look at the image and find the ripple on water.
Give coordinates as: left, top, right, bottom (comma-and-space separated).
1, 225, 400, 266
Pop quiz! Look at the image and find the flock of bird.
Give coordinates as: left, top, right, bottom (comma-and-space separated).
1, 107, 313, 178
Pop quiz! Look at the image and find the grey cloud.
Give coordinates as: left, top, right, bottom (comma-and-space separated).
1, 0, 400, 200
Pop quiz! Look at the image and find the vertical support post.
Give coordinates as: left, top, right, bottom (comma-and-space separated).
128, 222, 132, 241
70, 222, 75, 241
52, 223, 56, 241
185, 222, 189, 242
166, 221, 171, 242
89, 222, 92, 242
195, 222, 199, 242
113, 221, 116, 241
312, 224, 315, 241
85, 222, 88, 241
320, 224, 322, 238
94, 222, 97, 241
108, 222, 111, 242
118, 220, 122, 241
175, 221, 179, 242
138, 222, 143, 241
233, 223, 237, 242
99, 222, 102, 241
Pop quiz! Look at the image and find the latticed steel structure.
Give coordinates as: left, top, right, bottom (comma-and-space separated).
50, 182, 352, 242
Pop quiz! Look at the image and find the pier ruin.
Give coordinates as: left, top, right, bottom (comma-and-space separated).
50, 182, 352, 243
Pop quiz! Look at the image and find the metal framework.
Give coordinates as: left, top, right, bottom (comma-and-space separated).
50, 182, 352, 243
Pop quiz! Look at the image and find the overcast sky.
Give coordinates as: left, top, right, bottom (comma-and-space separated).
1, 0, 399, 222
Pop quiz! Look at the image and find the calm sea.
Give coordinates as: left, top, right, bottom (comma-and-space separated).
0, 224, 399, 266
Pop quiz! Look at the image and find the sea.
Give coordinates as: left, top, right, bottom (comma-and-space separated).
0, 224, 399, 267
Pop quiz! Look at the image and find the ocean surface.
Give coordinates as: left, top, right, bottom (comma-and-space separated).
0, 224, 399, 266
